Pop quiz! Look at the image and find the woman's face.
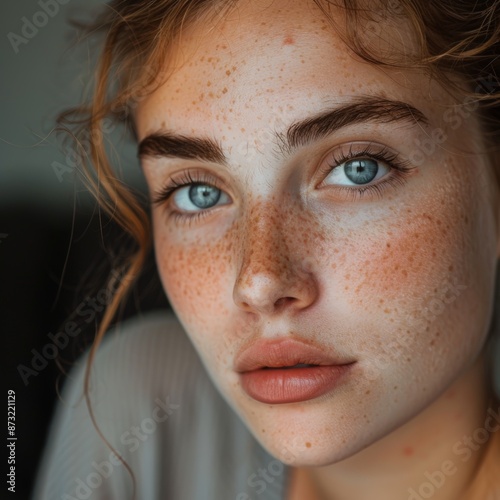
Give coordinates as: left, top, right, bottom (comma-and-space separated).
136, 0, 500, 465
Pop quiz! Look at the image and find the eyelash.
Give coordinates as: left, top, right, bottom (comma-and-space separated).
152, 144, 416, 224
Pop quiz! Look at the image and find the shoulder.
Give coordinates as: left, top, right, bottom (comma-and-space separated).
33, 311, 287, 500
33, 312, 214, 498
51, 311, 217, 447
63, 311, 202, 405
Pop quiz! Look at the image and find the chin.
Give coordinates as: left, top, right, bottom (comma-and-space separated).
254, 426, 370, 467
226, 395, 379, 466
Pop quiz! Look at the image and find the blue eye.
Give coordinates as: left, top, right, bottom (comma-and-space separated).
173, 183, 230, 212
324, 157, 389, 187
189, 185, 221, 208
344, 159, 379, 185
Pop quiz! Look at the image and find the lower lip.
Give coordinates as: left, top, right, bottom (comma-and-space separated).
240, 364, 354, 404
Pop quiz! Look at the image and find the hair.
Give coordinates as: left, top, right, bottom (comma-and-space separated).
58, 0, 500, 494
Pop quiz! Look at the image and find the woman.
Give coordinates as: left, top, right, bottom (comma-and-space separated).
34, 0, 500, 498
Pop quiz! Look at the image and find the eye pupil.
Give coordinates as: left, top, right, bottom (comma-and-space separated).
189, 184, 221, 208
345, 159, 378, 185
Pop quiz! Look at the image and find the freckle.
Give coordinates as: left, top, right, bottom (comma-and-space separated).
448, 265, 454, 271
207, 81, 212, 87
222, 87, 228, 94
283, 35, 294, 45
305, 442, 312, 448
365, 390, 371, 395
402, 446, 414, 457
226, 69, 231, 76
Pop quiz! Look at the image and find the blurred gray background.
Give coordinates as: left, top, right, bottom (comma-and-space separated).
0, 0, 144, 209
1, 2, 167, 497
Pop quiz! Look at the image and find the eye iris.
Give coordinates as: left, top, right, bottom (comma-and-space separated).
189, 184, 221, 208
344, 159, 378, 185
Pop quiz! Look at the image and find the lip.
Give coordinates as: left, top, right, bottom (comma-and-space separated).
235, 338, 355, 404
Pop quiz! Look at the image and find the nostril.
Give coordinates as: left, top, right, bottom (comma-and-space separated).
274, 297, 295, 310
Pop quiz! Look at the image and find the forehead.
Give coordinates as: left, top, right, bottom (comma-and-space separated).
135, 0, 441, 141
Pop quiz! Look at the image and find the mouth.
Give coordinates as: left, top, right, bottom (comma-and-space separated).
235, 338, 355, 404
262, 363, 316, 369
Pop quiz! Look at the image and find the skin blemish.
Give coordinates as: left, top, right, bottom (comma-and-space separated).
402, 446, 414, 457
306, 442, 312, 448
283, 35, 295, 45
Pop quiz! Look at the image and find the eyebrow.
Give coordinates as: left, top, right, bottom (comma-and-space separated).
138, 96, 429, 164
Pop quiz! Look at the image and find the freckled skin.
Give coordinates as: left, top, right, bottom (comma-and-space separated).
136, 0, 500, 497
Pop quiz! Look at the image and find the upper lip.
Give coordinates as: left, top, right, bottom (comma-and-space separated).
234, 337, 354, 373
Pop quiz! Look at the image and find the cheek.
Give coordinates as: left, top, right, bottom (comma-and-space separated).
153, 218, 237, 358
332, 158, 496, 377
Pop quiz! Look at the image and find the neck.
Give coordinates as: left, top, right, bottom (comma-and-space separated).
288, 351, 497, 500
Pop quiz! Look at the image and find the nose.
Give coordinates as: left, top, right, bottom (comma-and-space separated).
232, 203, 319, 317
